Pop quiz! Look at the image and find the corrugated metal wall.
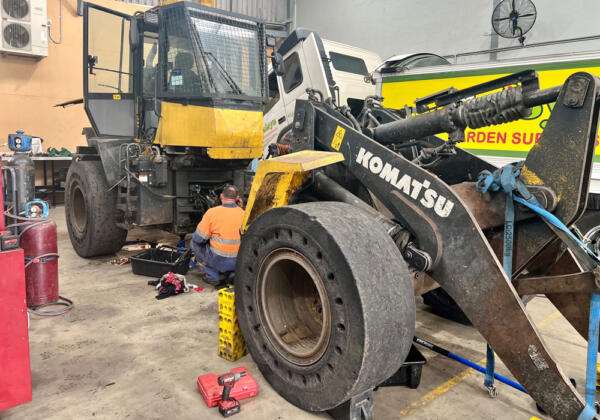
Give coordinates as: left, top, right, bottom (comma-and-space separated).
116, 0, 291, 23
215, 0, 289, 23
117, 0, 157, 6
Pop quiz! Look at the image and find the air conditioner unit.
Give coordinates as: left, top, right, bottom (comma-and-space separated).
1, 0, 47, 58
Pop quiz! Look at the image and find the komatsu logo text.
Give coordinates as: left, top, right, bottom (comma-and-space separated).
356, 147, 454, 217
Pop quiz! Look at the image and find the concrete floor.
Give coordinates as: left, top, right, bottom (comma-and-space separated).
2, 206, 588, 419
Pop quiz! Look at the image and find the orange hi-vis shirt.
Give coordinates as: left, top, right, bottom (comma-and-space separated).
195, 204, 245, 258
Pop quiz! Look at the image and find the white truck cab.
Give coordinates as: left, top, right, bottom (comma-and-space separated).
262, 29, 382, 157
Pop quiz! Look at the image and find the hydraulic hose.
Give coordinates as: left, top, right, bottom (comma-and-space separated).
28, 296, 73, 316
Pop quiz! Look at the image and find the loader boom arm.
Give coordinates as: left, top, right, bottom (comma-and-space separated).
284, 72, 600, 418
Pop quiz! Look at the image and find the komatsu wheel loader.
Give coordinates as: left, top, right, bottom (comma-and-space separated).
235, 70, 600, 419
65, 1, 281, 257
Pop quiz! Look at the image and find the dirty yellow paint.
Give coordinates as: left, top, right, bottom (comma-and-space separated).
520, 165, 545, 186
156, 102, 263, 153
207, 147, 262, 159
399, 310, 561, 416
241, 150, 344, 233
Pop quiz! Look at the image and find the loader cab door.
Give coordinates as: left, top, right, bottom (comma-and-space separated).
83, 4, 135, 137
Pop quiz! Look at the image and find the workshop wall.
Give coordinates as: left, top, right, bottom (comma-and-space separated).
294, 0, 600, 64
0, 0, 145, 153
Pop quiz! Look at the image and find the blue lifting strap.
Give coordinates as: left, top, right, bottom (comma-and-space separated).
484, 344, 496, 395
477, 163, 532, 396
477, 163, 600, 417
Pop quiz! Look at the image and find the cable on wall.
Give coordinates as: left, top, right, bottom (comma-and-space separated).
48, 0, 63, 44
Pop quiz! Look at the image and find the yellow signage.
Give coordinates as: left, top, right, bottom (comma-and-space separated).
381, 62, 600, 161
113, 94, 121, 100
331, 126, 345, 151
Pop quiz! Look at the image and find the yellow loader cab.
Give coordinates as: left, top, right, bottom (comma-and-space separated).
66, 1, 274, 257
372, 50, 600, 250
150, 2, 265, 157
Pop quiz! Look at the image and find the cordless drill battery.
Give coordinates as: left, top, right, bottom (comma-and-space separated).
218, 397, 241, 417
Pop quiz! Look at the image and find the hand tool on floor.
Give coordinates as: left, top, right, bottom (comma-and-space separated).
197, 367, 258, 408
413, 336, 526, 393
218, 371, 247, 417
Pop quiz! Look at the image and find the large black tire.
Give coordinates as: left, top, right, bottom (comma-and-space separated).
235, 202, 415, 411
65, 159, 127, 257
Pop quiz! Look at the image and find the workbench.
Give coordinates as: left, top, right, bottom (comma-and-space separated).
31, 156, 73, 207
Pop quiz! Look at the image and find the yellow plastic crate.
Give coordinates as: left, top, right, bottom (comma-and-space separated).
219, 324, 243, 342
218, 343, 247, 361
218, 314, 239, 333
218, 348, 246, 362
217, 288, 247, 362
218, 288, 236, 318
219, 333, 245, 349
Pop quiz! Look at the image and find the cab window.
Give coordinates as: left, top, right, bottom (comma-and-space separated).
329, 51, 368, 75
282, 52, 303, 93
142, 34, 158, 96
265, 72, 280, 113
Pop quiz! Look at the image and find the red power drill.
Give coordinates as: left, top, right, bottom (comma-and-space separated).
217, 371, 247, 417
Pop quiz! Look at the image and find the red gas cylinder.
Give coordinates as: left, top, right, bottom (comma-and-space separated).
20, 221, 59, 307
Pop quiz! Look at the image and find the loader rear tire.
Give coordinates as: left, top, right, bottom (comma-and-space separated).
235, 202, 415, 411
65, 159, 127, 257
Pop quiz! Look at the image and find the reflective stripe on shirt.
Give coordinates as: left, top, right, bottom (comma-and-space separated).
210, 245, 238, 258
211, 236, 241, 245
195, 229, 209, 240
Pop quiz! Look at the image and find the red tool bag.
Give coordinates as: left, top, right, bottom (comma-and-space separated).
197, 367, 258, 407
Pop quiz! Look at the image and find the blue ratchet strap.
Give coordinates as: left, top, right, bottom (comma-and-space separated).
484, 344, 496, 396
513, 196, 600, 420
580, 293, 600, 420
477, 163, 600, 418
477, 163, 534, 396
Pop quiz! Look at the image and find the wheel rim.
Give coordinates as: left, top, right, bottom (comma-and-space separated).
584, 225, 600, 256
257, 248, 331, 366
70, 185, 87, 234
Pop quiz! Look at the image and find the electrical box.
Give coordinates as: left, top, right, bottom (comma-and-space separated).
1, 0, 48, 58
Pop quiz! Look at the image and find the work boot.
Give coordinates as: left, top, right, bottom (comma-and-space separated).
194, 266, 221, 287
